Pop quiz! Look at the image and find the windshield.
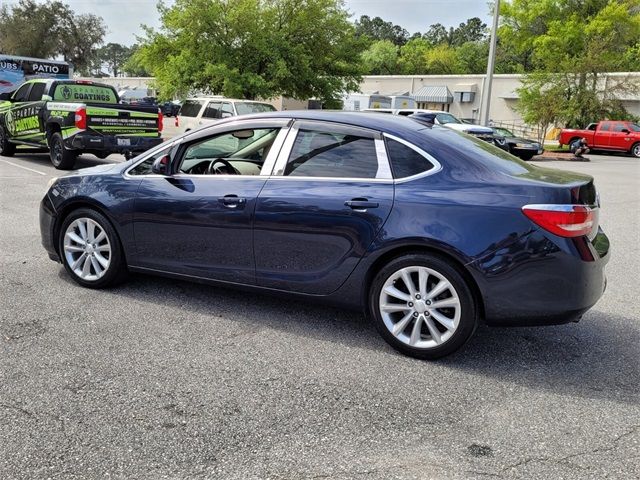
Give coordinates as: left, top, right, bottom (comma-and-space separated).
53, 83, 117, 104
493, 127, 514, 137
435, 113, 461, 125
235, 102, 276, 115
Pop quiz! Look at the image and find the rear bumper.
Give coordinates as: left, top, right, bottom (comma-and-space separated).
471, 228, 610, 326
39, 194, 61, 262
67, 133, 163, 153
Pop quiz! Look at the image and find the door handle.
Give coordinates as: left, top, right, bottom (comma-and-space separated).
218, 194, 246, 208
345, 198, 379, 211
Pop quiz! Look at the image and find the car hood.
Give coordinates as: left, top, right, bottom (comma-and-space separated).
61, 162, 120, 178
444, 123, 494, 134
508, 136, 539, 144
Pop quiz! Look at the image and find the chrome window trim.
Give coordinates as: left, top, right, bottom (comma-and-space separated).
123, 139, 183, 179
383, 133, 443, 183
125, 120, 292, 180
271, 120, 392, 180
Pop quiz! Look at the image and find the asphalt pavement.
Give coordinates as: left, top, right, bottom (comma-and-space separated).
0, 148, 638, 479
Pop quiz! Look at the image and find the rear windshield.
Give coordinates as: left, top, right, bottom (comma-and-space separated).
235, 102, 276, 115
435, 113, 461, 125
179, 100, 204, 117
53, 84, 117, 104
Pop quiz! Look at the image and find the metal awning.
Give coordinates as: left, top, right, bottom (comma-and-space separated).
412, 86, 453, 103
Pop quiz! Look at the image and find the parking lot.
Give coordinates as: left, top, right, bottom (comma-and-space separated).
0, 150, 638, 479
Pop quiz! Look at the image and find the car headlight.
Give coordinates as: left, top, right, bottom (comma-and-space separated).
45, 176, 59, 194
515, 143, 531, 148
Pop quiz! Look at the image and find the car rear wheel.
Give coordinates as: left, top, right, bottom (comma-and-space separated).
59, 208, 127, 288
0, 126, 16, 156
49, 132, 78, 169
369, 253, 477, 359
631, 143, 640, 158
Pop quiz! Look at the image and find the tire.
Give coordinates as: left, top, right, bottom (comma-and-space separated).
631, 143, 640, 159
49, 132, 78, 169
58, 208, 128, 288
368, 253, 478, 360
0, 125, 16, 156
518, 152, 535, 161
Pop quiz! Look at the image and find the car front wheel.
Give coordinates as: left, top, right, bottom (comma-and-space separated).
631, 143, 640, 158
59, 208, 127, 288
369, 253, 477, 359
0, 126, 16, 156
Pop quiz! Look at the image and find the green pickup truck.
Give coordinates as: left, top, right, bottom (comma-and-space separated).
0, 79, 164, 169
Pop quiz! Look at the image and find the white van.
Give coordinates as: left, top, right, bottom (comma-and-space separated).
176, 97, 277, 133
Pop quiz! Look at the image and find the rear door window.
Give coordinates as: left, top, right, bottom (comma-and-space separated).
202, 102, 221, 119
284, 128, 379, 179
179, 100, 204, 117
27, 82, 46, 101
220, 102, 234, 118
235, 102, 277, 115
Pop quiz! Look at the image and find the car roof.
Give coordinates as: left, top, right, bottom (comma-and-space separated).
186, 97, 272, 104
212, 110, 432, 137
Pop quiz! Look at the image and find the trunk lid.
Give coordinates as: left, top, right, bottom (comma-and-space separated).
85, 103, 159, 136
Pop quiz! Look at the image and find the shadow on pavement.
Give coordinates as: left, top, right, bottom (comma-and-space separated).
56, 269, 640, 407
9, 151, 123, 170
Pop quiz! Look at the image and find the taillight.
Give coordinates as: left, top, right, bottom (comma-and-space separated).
522, 204, 596, 238
175, 115, 179, 127
74, 107, 87, 130
158, 109, 164, 133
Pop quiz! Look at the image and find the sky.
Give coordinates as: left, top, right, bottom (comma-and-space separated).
1, 0, 492, 46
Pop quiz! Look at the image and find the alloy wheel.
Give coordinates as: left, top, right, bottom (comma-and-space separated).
379, 266, 461, 349
63, 217, 111, 281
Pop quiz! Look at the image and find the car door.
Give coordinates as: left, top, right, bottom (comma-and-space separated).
609, 123, 633, 151
253, 120, 394, 295
131, 119, 290, 284
594, 122, 612, 148
3, 82, 33, 141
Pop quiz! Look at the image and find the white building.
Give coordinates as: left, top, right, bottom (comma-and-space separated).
358, 73, 640, 127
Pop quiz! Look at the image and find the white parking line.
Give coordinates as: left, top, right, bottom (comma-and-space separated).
0, 159, 47, 176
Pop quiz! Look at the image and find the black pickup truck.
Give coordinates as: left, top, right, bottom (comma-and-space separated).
0, 79, 163, 169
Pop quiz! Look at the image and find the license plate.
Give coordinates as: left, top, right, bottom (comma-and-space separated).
117, 138, 131, 146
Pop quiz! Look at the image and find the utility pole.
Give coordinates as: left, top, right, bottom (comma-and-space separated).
480, 0, 500, 126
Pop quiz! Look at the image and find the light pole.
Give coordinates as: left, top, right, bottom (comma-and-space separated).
480, 0, 500, 126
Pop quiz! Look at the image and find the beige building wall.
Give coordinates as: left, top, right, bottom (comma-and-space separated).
359, 73, 640, 125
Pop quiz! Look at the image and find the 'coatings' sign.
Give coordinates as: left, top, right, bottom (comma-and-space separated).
53, 84, 116, 104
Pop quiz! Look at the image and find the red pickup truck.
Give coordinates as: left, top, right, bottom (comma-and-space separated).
559, 121, 640, 158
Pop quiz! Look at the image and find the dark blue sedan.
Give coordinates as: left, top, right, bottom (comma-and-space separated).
39, 112, 610, 359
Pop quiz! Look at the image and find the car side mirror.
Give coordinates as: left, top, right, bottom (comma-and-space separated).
151, 155, 171, 175
41, 94, 53, 102
621, 128, 630, 134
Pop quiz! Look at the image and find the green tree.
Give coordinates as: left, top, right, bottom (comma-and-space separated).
0, 0, 105, 74
136, 0, 364, 101
97, 43, 132, 77
424, 44, 461, 74
450, 17, 488, 46
122, 45, 151, 77
502, 0, 640, 127
398, 37, 430, 74
354, 15, 409, 46
455, 41, 489, 73
361, 40, 398, 74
